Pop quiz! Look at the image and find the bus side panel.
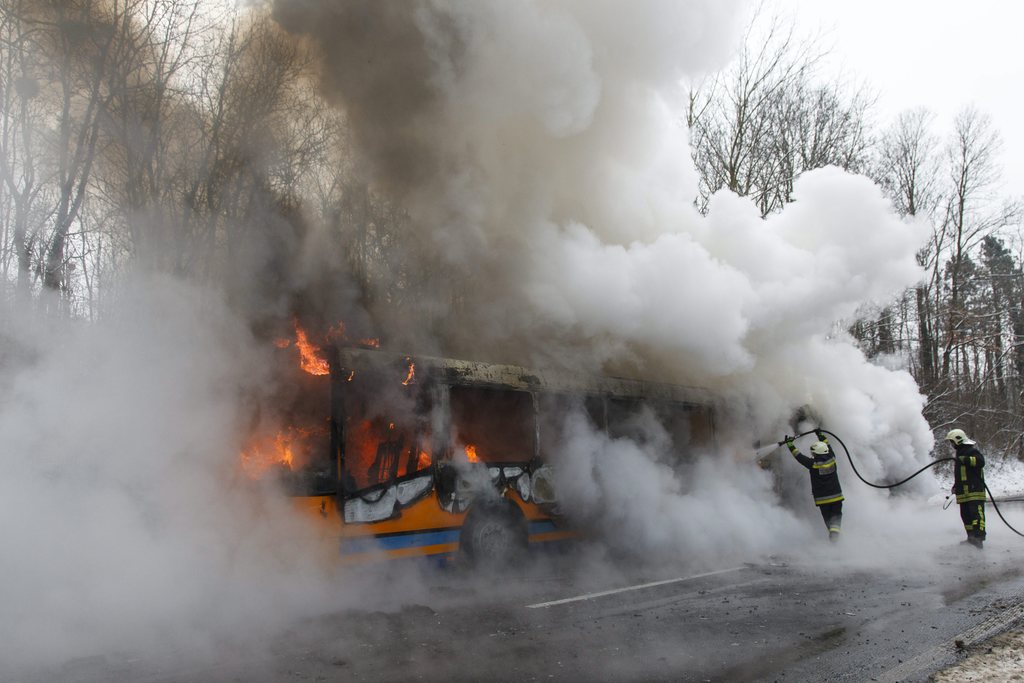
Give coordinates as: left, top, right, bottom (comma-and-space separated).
293, 490, 571, 565
290, 494, 344, 565
330, 491, 461, 564
511, 497, 578, 545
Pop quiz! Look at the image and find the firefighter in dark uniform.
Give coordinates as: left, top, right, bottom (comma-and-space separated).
786, 430, 844, 541
945, 428, 986, 549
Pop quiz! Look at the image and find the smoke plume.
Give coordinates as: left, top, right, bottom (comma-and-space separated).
271, 1, 934, 477
0, 281, 355, 671
0, 0, 947, 672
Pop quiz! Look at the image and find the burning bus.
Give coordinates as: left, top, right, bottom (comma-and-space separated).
245, 329, 717, 566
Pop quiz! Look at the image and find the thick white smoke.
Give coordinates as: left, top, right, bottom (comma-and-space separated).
0, 1, 946, 671
274, 0, 938, 559
551, 410, 812, 567
0, 281, 356, 672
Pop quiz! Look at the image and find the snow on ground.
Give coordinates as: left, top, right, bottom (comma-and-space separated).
922, 450, 1024, 683
984, 456, 1024, 497
928, 453, 1024, 505
933, 629, 1024, 682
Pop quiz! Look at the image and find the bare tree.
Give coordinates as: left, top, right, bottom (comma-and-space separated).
34, 0, 121, 298
764, 77, 874, 215
0, 0, 49, 304
688, 9, 823, 213
687, 9, 871, 217
940, 108, 1007, 381
100, 0, 210, 269
873, 108, 942, 384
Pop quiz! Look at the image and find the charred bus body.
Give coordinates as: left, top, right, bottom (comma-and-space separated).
288, 347, 717, 566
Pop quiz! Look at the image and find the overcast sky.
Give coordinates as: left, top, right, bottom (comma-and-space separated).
774, 0, 1023, 199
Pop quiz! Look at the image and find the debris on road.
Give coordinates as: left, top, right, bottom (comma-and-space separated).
933, 629, 1024, 681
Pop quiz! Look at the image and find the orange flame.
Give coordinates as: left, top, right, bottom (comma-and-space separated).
316, 319, 380, 349
273, 338, 291, 349
294, 323, 329, 375
417, 450, 432, 469
464, 444, 481, 463
326, 322, 346, 341
240, 430, 302, 478
402, 357, 416, 385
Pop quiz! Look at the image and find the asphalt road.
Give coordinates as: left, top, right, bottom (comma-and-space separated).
26, 539, 1024, 683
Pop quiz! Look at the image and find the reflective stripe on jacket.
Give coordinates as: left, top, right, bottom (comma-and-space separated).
952, 442, 986, 505
788, 439, 844, 507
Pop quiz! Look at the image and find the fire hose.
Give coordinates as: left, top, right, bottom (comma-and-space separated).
770, 428, 1024, 539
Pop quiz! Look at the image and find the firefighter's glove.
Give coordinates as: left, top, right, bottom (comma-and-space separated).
815, 429, 827, 441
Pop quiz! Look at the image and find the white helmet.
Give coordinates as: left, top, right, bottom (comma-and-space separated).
945, 428, 974, 445
810, 441, 829, 455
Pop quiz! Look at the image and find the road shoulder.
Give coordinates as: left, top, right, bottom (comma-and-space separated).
931, 627, 1024, 681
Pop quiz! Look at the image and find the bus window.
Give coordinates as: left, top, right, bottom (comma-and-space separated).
242, 372, 334, 494
658, 402, 697, 461
688, 405, 715, 447
584, 396, 606, 432
607, 397, 650, 443
342, 368, 433, 492
538, 394, 605, 462
450, 386, 535, 463
608, 397, 696, 460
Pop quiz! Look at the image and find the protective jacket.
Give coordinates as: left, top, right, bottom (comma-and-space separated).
952, 442, 986, 504
788, 435, 844, 506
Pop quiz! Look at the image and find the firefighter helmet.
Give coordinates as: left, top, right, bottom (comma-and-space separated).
810, 441, 829, 455
945, 428, 973, 445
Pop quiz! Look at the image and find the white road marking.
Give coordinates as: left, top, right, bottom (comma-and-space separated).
525, 565, 748, 609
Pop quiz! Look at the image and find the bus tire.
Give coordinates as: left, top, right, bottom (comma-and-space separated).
459, 498, 528, 568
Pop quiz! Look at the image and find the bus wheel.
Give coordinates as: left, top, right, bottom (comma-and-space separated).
460, 499, 528, 568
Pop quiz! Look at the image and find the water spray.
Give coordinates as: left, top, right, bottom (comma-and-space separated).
762, 429, 1024, 539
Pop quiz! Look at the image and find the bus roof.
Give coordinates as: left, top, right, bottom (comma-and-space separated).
333, 347, 714, 407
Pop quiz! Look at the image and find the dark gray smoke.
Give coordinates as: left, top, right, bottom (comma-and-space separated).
0, 1, 946, 673
269, 0, 934, 471
273, 2, 447, 194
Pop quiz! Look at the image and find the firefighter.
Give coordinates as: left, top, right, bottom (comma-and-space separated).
946, 428, 986, 549
786, 430, 844, 541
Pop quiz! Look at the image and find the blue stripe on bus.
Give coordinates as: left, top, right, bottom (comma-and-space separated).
341, 529, 461, 554
528, 520, 557, 534
340, 519, 560, 555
